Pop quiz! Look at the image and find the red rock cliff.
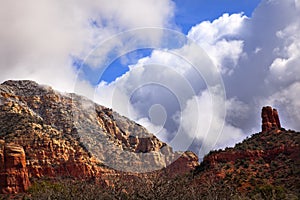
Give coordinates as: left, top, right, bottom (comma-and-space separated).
0, 80, 199, 193
0, 140, 30, 193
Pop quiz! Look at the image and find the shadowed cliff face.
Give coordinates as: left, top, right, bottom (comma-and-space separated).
0, 80, 198, 194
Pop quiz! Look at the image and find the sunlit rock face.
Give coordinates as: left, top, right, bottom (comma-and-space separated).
0, 140, 30, 193
0, 80, 198, 193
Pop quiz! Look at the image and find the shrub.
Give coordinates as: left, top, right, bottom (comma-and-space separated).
254, 185, 286, 200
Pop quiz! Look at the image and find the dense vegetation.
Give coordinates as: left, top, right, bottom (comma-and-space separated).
0, 175, 298, 200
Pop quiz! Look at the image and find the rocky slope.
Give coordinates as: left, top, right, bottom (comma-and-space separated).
0, 80, 198, 194
1, 80, 299, 199
193, 106, 300, 197
21, 105, 299, 199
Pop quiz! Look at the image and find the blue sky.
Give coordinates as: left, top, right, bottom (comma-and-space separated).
174, 0, 261, 33
97, 49, 153, 83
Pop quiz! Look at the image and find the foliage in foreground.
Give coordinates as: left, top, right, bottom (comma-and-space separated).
0, 175, 298, 200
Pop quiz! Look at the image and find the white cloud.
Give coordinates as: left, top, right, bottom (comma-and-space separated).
99, 0, 175, 29
0, 0, 175, 92
269, 23, 300, 85
79, 0, 300, 158
136, 117, 169, 142
94, 41, 223, 151
94, 53, 198, 119
260, 1, 300, 132
184, 0, 300, 136
101, 0, 300, 155
264, 82, 300, 130
188, 13, 246, 43
178, 89, 244, 158
296, 0, 300, 8
187, 13, 246, 74
254, 47, 262, 54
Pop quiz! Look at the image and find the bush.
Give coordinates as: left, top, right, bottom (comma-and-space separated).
253, 185, 286, 200
27, 179, 119, 200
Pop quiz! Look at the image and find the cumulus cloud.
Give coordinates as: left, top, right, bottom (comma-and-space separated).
0, 0, 175, 93
94, 54, 200, 135
136, 116, 169, 142
94, 0, 300, 156
201, 0, 300, 133
187, 13, 247, 74
268, 23, 300, 86
264, 7, 300, 131
247, 0, 300, 132
178, 88, 244, 158
264, 82, 300, 130
94, 38, 239, 155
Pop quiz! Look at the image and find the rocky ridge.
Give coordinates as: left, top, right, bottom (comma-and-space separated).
1, 80, 299, 198
19, 105, 298, 199
0, 80, 198, 194
194, 106, 300, 195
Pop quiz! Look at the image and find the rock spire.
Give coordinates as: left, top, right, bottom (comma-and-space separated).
261, 106, 281, 132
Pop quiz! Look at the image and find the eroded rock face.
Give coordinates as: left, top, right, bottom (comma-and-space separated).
0, 80, 199, 193
166, 151, 199, 176
261, 106, 281, 132
0, 140, 30, 194
203, 147, 296, 168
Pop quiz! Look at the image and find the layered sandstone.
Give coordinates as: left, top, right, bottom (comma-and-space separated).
0, 80, 198, 193
203, 145, 296, 168
0, 140, 30, 193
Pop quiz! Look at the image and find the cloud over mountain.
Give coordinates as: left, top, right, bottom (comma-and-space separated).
95, 0, 300, 157
1, 0, 299, 158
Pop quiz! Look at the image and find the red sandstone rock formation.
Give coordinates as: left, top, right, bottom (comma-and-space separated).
261, 106, 281, 132
0, 80, 199, 194
203, 146, 296, 168
166, 151, 199, 176
200, 106, 297, 170
194, 107, 299, 194
0, 140, 30, 193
